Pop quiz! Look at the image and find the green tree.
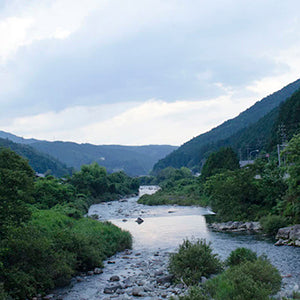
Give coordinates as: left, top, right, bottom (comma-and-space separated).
33, 176, 76, 209
0, 148, 35, 237
281, 133, 300, 223
201, 147, 239, 179
70, 163, 109, 198
204, 168, 259, 221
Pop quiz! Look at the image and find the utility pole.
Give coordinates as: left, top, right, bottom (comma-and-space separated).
277, 144, 281, 167
277, 124, 287, 167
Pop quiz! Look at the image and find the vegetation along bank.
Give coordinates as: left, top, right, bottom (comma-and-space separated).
0, 148, 138, 299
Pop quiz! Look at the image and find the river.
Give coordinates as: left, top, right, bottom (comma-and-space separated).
56, 186, 300, 299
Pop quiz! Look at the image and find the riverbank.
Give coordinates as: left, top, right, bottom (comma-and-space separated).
53, 249, 185, 300
51, 187, 300, 299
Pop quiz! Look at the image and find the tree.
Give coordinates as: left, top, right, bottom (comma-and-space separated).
281, 133, 300, 223
201, 147, 239, 179
33, 176, 76, 209
69, 163, 109, 198
0, 148, 35, 237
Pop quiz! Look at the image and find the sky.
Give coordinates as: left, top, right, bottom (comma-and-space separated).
0, 0, 299, 146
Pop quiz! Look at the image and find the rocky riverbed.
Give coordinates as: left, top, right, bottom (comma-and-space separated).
53, 249, 185, 300
51, 186, 300, 300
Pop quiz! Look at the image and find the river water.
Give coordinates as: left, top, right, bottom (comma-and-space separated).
57, 186, 299, 298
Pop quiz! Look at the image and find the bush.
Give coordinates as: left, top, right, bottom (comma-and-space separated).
0, 209, 132, 299
226, 248, 257, 267
206, 256, 282, 300
168, 239, 222, 285
260, 215, 288, 236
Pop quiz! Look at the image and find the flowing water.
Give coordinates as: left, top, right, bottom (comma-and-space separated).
57, 186, 300, 298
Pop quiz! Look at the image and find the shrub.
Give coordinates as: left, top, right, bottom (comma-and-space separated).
260, 215, 288, 236
168, 239, 222, 285
226, 247, 257, 267
206, 256, 282, 300
1, 209, 132, 299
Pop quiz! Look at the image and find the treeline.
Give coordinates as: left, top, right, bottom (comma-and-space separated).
139, 134, 300, 231
0, 149, 139, 299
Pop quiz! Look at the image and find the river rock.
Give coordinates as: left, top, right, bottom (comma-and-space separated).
276, 224, 300, 246
156, 275, 174, 284
210, 221, 261, 233
135, 217, 144, 224
94, 267, 103, 274
132, 286, 145, 297
104, 284, 123, 294
110, 275, 120, 281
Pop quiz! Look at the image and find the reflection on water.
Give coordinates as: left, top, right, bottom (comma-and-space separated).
111, 215, 209, 250
104, 187, 300, 288
111, 212, 300, 288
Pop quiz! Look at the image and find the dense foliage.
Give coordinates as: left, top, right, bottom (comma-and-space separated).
204, 159, 288, 222
169, 239, 222, 285
201, 147, 239, 179
138, 167, 205, 206
0, 149, 35, 238
141, 137, 299, 225
281, 134, 300, 223
260, 215, 288, 236
0, 149, 136, 299
69, 162, 139, 200
206, 256, 281, 300
270, 89, 300, 148
170, 240, 281, 300
225, 248, 257, 267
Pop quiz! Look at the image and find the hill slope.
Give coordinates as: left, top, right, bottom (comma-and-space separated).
0, 131, 177, 176
0, 138, 71, 177
153, 78, 300, 172
30, 141, 177, 176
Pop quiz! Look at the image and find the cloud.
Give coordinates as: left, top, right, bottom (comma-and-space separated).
1, 93, 255, 145
0, 0, 300, 145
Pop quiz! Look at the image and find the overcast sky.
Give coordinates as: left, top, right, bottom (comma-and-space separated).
0, 0, 299, 145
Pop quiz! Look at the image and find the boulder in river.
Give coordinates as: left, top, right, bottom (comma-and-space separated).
275, 224, 300, 247
135, 217, 144, 224
209, 221, 261, 233
104, 284, 123, 294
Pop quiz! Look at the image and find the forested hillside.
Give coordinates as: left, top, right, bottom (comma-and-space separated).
153, 79, 300, 172
197, 86, 300, 160
0, 132, 177, 176
30, 142, 177, 176
0, 138, 71, 177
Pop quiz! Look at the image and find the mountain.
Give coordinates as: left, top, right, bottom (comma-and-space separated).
152, 78, 300, 172
0, 138, 71, 177
204, 87, 300, 160
30, 141, 177, 176
0, 131, 177, 176
0, 130, 39, 144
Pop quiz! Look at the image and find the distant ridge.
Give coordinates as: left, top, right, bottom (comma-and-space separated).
152, 78, 300, 172
0, 137, 71, 177
0, 131, 177, 176
0, 130, 39, 144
